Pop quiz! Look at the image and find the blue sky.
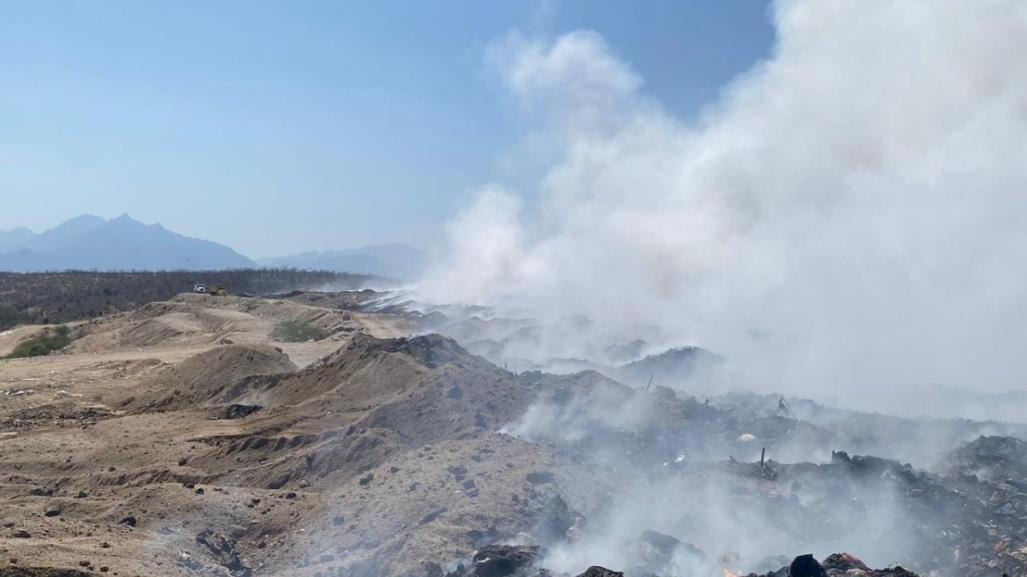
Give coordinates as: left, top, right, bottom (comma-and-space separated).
0, 0, 773, 257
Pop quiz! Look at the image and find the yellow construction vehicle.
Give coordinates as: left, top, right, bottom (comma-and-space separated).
208, 285, 228, 296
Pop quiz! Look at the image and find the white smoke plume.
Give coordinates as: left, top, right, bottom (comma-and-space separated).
420, 0, 1027, 415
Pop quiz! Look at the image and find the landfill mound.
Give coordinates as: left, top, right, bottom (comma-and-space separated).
0, 314, 602, 577
69, 300, 244, 352
258, 333, 536, 437
125, 344, 298, 412
67, 293, 414, 355
944, 434, 1027, 481
169, 293, 383, 337
1, 292, 1025, 577
272, 289, 388, 311
189, 333, 546, 491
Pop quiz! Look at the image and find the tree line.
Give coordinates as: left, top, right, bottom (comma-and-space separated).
0, 269, 382, 329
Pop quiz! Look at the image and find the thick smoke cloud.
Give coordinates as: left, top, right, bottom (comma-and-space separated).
420, 1, 1027, 415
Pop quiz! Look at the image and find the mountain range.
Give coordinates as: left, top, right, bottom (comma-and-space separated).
0, 215, 425, 278
256, 244, 425, 279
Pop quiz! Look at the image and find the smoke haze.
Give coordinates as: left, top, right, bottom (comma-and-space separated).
420, 0, 1027, 415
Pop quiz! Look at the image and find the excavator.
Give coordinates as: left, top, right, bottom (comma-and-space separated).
192, 284, 228, 296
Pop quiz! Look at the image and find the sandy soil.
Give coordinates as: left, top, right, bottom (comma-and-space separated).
0, 294, 584, 577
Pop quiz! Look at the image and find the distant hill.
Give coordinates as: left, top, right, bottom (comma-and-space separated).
0, 227, 35, 253
0, 249, 64, 272
23, 214, 107, 253
257, 244, 426, 280
0, 214, 424, 276
0, 214, 254, 271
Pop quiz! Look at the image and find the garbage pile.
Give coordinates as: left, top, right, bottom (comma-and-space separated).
442, 547, 922, 577
741, 553, 920, 577
503, 367, 1027, 577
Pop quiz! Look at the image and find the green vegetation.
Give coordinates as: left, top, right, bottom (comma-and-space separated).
272, 320, 330, 343
7, 325, 73, 358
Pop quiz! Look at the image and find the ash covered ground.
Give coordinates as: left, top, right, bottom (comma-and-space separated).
1, 290, 1025, 577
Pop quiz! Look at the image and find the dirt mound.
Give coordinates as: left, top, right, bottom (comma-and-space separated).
275, 289, 386, 310
172, 292, 417, 341
251, 333, 530, 433
197, 334, 541, 488
126, 344, 297, 412
70, 301, 237, 352
69, 296, 352, 353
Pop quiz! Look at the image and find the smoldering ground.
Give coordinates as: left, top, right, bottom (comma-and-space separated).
408, 2, 1027, 574
501, 374, 1027, 576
